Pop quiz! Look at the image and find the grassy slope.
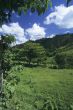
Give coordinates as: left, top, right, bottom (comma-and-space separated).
13, 67, 73, 110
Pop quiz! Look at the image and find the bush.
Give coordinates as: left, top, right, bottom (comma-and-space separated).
55, 53, 73, 69
54, 53, 66, 69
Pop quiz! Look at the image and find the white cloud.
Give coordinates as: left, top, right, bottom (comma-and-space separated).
0, 22, 28, 44
44, 5, 73, 29
25, 23, 46, 41
47, 34, 55, 38
0, 22, 46, 44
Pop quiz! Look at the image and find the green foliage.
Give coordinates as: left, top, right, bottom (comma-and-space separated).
0, 35, 15, 52
35, 33, 73, 68
54, 52, 73, 69
36, 33, 73, 55
0, 0, 71, 24
2, 35, 16, 46
0, 35, 15, 109
5, 67, 73, 110
55, 53, 66, 69
11, 33, 73, 68
0, 0, 52, 24
34, 97, 58, 110
1, 33, 73, 109
0, 35, 15, 71
2, 50, 14, 71
0, 65, 21, 110
14, 41, 47, 66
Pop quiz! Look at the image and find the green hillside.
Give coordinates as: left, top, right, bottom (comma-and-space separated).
14, 33, 73, 56
12, 33, 73, 68
36, 33, 73, 51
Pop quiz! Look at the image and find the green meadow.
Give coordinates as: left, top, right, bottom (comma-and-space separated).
9, 67, 73, 110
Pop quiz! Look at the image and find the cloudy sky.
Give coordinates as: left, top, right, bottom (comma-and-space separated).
0, 0, 73, 44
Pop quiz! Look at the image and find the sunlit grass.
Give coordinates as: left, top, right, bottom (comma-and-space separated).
12, 67, 73, 110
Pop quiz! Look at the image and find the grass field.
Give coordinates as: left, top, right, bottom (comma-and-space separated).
10, 67, 73, 110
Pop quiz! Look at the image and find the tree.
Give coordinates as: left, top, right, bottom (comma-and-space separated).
0, 0, 52, 25
0, 0, 71, 25
55, 53, 66, 69
16, 41, 47, 66
0, 35, 15, 94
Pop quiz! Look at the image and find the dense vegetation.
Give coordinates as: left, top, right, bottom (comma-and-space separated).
2, 66, 73, 110
12, 41, 47, 66
0, 0, 73, 109
12, 33, 73, 69
0, 33, 73, 110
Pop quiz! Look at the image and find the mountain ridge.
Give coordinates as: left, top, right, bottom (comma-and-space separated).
14, 33, 73, 54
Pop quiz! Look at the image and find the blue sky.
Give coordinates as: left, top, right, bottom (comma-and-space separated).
0, 0, 73, 44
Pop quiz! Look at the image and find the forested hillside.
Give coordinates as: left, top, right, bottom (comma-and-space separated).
12, 33, 73, 68
36, 33, 73, 52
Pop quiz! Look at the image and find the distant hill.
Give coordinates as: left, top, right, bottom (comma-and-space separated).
14, 33, 73, 50
14, 33, 73, 55
14, 34, 73, 48
36, 33, 73, 51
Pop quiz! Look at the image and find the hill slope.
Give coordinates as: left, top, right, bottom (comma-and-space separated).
36, 33, 73, 52
14, 33, 73, 54
12, 33, 73, 68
